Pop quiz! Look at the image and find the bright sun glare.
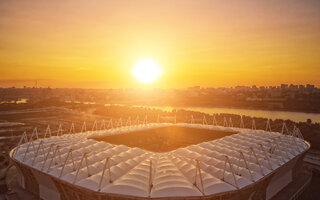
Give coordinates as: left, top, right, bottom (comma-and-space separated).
131, 59, 163, 83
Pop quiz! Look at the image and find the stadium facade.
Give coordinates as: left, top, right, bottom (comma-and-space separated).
10, 120, 309, 200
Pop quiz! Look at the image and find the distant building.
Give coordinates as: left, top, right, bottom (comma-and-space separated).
306, 84, 315, 89
281, 84, 288, 89
289, 84, 298, 90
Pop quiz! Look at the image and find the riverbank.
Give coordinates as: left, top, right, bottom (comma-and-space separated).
126, 104, 320, 123
63, 101, 320, 123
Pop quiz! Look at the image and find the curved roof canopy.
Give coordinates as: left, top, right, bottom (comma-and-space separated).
12, 123, 308, 198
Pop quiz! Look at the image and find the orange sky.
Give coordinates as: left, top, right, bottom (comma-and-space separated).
0, 0, 320, 88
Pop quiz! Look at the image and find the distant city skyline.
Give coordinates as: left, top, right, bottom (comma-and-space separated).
0, 79, 318, 89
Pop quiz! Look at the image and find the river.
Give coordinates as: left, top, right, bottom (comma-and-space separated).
66, 101, 320, 123
129, 105, 320, 123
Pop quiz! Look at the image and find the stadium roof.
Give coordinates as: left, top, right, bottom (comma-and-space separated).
11, 123, 309, 198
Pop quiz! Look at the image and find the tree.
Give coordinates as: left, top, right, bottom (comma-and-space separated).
307, 118, 312, 125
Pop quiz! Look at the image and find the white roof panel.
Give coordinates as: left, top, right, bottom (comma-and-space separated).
11, 123, 309, 198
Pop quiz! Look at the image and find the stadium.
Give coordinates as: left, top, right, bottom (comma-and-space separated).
9, 117, 309, 200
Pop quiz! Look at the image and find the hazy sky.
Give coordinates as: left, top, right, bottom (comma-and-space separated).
0, 0, 320, 88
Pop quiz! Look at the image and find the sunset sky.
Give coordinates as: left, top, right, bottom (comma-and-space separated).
0, 0, 320, 88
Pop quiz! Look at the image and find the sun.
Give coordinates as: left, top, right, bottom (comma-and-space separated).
131, 59, 163, 83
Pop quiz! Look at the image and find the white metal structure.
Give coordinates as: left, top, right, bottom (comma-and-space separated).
10, 122, 309, 200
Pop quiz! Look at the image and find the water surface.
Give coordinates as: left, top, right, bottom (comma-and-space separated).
132, 105, 320, 123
